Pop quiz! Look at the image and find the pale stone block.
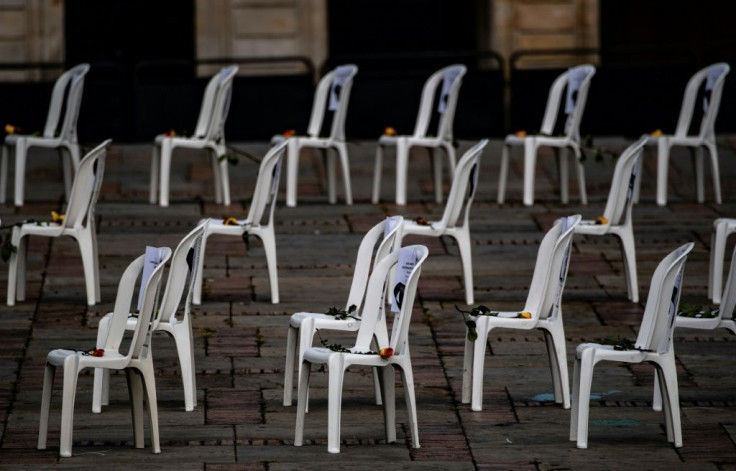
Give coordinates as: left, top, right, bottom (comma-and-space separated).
516, 3, 576, 31
233, 7, 298, 36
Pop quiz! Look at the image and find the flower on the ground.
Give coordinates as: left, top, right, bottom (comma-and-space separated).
514, 130, 527, 138
650, 129, 663, 137
595, 216, 608, 225
164, 129, 177, 137
379, 347, 394, 359
384, 126, 397, 136
517, 312, 532, 319
283, 129, 296, 137
5, 124, 18, 135
223, 217, 239, 226
51, 211, 65, 223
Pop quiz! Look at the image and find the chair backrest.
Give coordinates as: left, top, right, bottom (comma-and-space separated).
673, 62, 730, 139
436, 139, 488, 230
63, 139, 111, 229
539, 64, 595, 141
523, 215, 581, 320
306, 64, 358, 141
245, 140, 288, 226
44, 63, 89, 141
102, 247, 172, 361
157, 221, 207, 327
413, 64, 466, 141
345, 215, 404, 313
353, 244, 429, 354
599, 137, 647, 226
194, 66, 238, 141
635, 243, 694, 354
719, 243, 736, 321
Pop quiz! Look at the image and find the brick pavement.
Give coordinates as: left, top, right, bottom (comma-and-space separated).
1, 138, 736, 469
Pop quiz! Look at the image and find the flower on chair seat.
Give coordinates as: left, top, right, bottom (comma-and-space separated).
379, 347, 394, 359
283, 129, 296, 138
517, 312, 531, 319
222, 217, 239, 226
514, 130, 527, 138
51, 211, 65, 224
595, 216, 608, 225
650, 129, 663, 138
5, 124, 18, 135
164, 129, 177, 137
384, 126, 397, 136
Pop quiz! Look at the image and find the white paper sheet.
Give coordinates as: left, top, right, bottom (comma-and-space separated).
329, 66, 352, 111
137, 246, 166, 311
565, 67, 587, 115
391, 247, 417, 313
438, 68, 462, 113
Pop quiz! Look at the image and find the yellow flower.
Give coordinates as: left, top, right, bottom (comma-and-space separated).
384, 126, 397, 136
650, 129, 663, 137
514, 130, 527, 138
4, 124, 18, 135
222, 217, 239, 226
518, 312, 531, 319
595, 216, 608, 225
379, 347, 394, 359
283, 129, 296, 138
51, 211, 65, 223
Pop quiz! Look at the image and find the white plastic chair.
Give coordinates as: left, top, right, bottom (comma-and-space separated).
93, 221, 207, 413
372, 64, 466, 206
498, 65, 596, 206
38, 246, 172, 457
295, 245, 429, 453
644, 63, 729, 206
283, 215, 404, 406
1, 63, 90, 207
271, 65, 357, 207
149, 66, 238, 207
570, 242, 694, 449
574, 137, 647, 303
708, 217, 736, 304
462, 214, 581, 411
400, 139, 487, 305
7, 139, 110, 307
193, 141, 287, 306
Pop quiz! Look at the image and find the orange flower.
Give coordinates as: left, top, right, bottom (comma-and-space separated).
4, 124, 18, 135
222, 217, 239, 226
384, 126, 397, 136
595, 216, 608, 225
415, 217, 430, 226
379, 347, 394, 359
283, 129, 296, 138
514, 130, 527, 138
650, 129, 663, 138
92, 348, 104, 357
164, 129, 177, 137
51, 211, 65, 223
518, 312, 531, 319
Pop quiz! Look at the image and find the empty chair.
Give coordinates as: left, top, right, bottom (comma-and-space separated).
570, 243, 694, 449
93, 221, 207, 413
463, 215, 581, 411
1, 63, 89, 207
283, 216, 403, 406
574, 137, 647, 303
271, 64, 357, 207
7, 139, 110, 307
645, 63, 729, 206
372, 64, 466, 205
709, 217, 736, 304
400, 139, 488, 305
38, 246, 171, 457
498, 64, 596, 206
149, 66, 238, 207
193, 141, 287, 306
295, 245, 429, 453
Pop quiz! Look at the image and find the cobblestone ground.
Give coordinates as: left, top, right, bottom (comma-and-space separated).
1, 138, 736, 470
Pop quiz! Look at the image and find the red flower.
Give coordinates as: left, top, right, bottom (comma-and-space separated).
283, 129, 296, 137
379, 347, 394, 359
92, 348, 104, 357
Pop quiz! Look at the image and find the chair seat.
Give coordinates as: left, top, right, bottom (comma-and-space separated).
47, 348, 126, 367
646, 134, 708, 147
303, 346, 386, 366
204, 220, 252, 235
18, 222, 66, 238
289, 312, 360, 330
574, 221, 610, 235
576, 342, 650, 364
5, 134, 64, 148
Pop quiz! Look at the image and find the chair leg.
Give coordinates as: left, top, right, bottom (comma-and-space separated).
573, 349, 595, 449
557, 147, 569, 204
259, 228, 280, 304
573, 145, 587, 205
454, 229, 474, 306
522, 139, 537, 207
126, 369, 145, 449
399, 363, 420, 449
38, 363, 55, 450
710, 221, 730, 304
372, 145, 384, 204
59, 360, 80, 457
92, 314, 113, 413
297, 318, 317, 413
497, 144, 510, 204
693, 147, 705, 203
218, 148, 231, 206
656, 355, 682, 447
150, 145, 160, 204
327, 354, 346, 453
395, 138, 409, 206
77, 228, 99, 306
0, 144, 8, 204
294, 359, 312, 446
461, 334, 474, 404
569, 355, 581, 442
335, 142, 353, 205
618, 227, 639, 303
284, 325, 298, 406
14, 138, 27, 207
7, 229, 26, 306
159, 138, 173, 207
652, 370, 662, 411
471, 320, 491, 411
380, 365, 396, 444
138, 362, 162, 453
656, 138, 670, 207
324, 148, 337, 204
432, 148, 443, 204
543, 321, 570, 408
705, 142, 722, 204
286, 139, 300, 207
173, 321, 197, 411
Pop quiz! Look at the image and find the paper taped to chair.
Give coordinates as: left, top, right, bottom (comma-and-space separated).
565, 67, 587, 115
438, 68, 462, 114
384, 216, 398, 239
391, 247, 417, 313
329, 66, 352, 111
137, 246, 166, 311
704, 65, 726, 112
